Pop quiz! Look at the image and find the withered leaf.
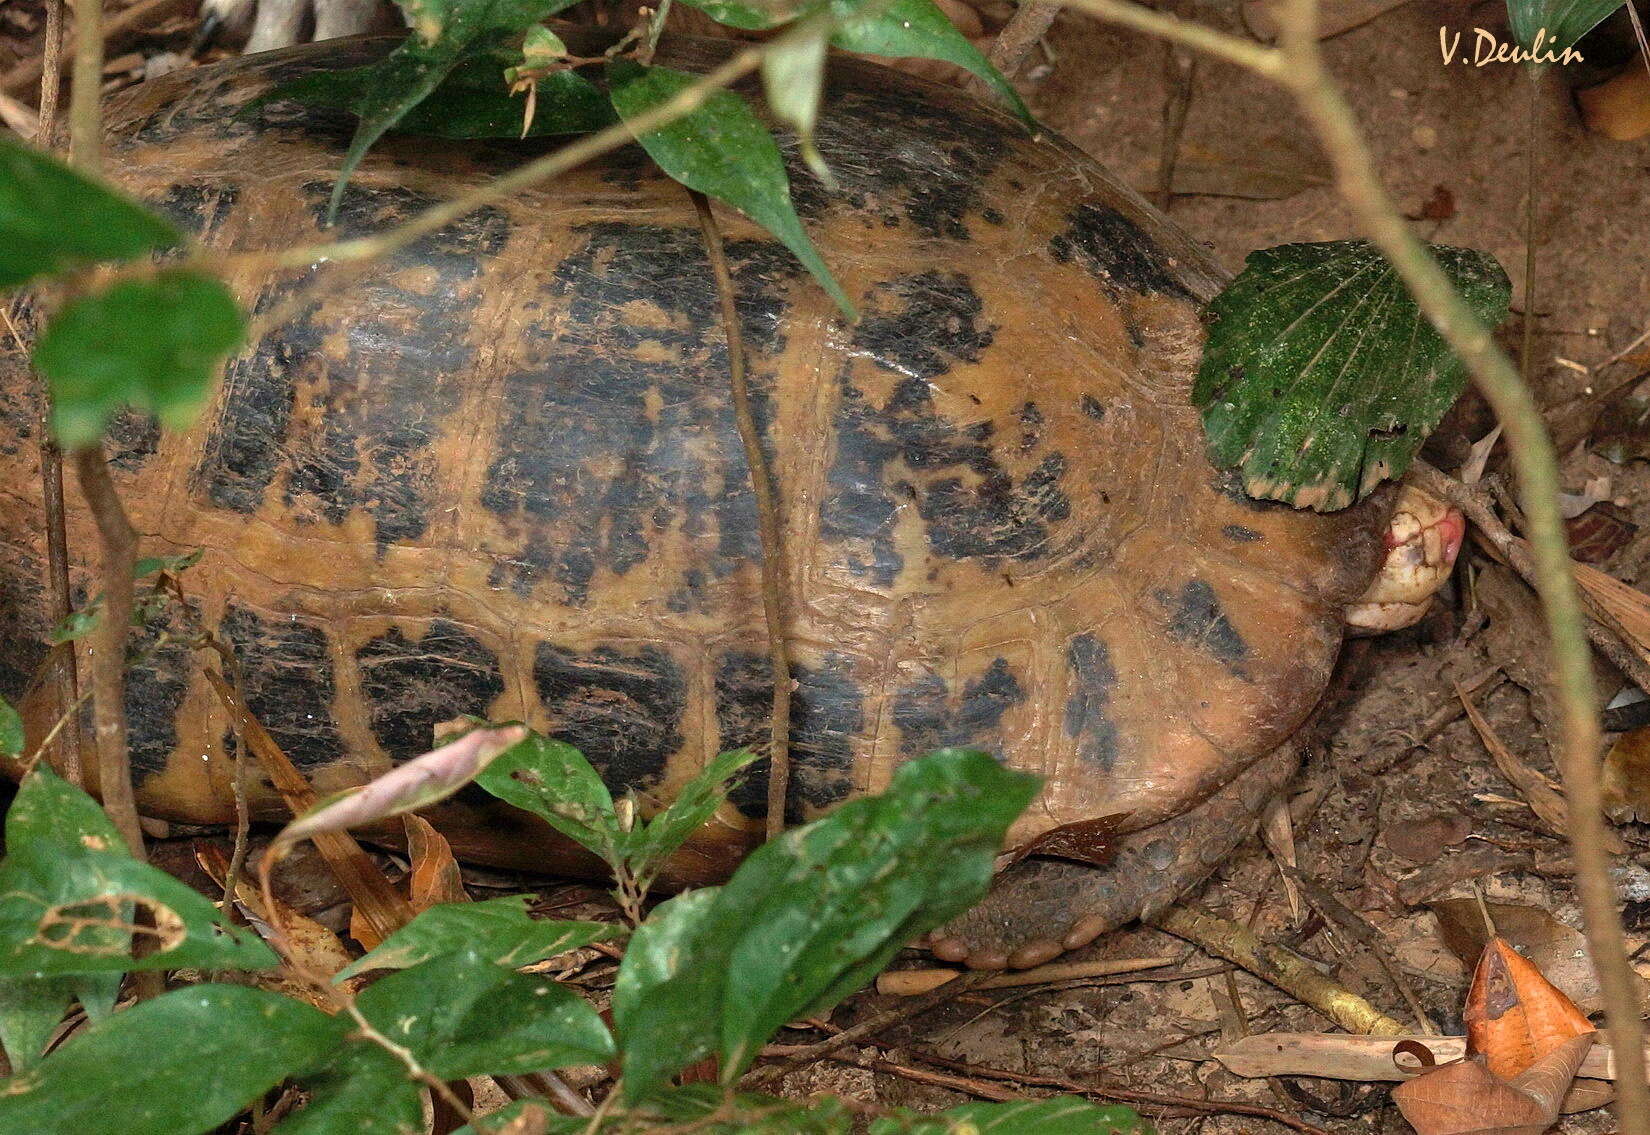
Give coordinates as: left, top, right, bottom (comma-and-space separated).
1392, 1034, 1594, 1135
1003, 815, 1126, 868
405, 814, 468, 912
1466, 937, 1593, 1081
1384, 813, 1472, 864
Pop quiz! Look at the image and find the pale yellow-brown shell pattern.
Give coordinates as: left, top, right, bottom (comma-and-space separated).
0, 36, 1390, 885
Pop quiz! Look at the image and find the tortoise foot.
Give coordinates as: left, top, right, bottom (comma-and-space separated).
924, 743, 1301, 970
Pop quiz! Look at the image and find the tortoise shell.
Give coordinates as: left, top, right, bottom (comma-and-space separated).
0, 36, 1389, 940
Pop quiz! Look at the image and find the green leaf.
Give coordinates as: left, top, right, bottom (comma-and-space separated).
0, 984, 343, 1135
453, 1099, 584, 1134
278, 1045, 424, 1135
606, 60, 855, 319
272, 2, 582, 220
336, 894, 621, 979
0, 974, 114, 1072
640, 1084, 853, 1132
609, 888, 721, 1090
0, 695, 20, 757
0, 134, 180, 290
355, 947, 613, 1079
1193, 239, 1511, 511
676, 0, 810, 29
629, 749, 762, 884
474, 731, 622, 858
1505, 0, 1623, 58
37, 270, 244, 451
828, 0, 1033, 128
617, 749, 1037, 1099
761, 23, 833, 184
0, 768, 277, 975
871, 1098, 1149, 1133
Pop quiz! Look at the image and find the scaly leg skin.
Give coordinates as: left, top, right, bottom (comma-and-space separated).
925, 743, 1300, 971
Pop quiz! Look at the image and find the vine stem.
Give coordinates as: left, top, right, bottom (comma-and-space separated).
1056, 0, 1648, 1123
691, 190, 793, 841
71, 448, 144, 858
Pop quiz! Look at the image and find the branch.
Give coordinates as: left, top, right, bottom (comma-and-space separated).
71, 447, 143, 856
691, 191, 793, 841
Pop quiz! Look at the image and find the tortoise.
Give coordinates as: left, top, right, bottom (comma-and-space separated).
0, 34, 1457, 970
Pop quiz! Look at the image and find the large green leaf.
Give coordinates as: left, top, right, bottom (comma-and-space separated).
336, 894, 621, 979
871, 1099, 1149, 1133
36, 270, 244, 450
616, 749, 1037, 1099
1505, 0, 1623, 57
0, 134, 180, 290
0, 972, 117, 1073
474, 732, 623, 859
1193, 239, 1511, 511
609, 888, 721, 1093
355, 947, 613, 1078
0, 768, 276, 975
628, 749, 762, 885
277, 1045, 424, 1135
0, 984, 343, 1135
761, 22, 832, 182
606, 60, 855, 318
828, 0, 1033, 127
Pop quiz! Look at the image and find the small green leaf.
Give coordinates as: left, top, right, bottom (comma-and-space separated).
616, 749, 1037, 1099
828, 0, 1033, 128
0, 984, 343, 1135
474, 731, 622, 858
640, 1084, 853, 1132
606, 60, 855, 318
0, 768, 277, 975
270, 2, 583, 219
0, 695, 21, 757
761, 23, 833, 184
37, 270, 244, 451
453, 1099, 583, 1134
268, 50, 615, 140
356, 947, 614, 1078
0, 134, 180, 290
336, 894, 621, 979
870, 1098, 1149, 1133
630, 749, 762, 884
1505, 0, 1623, 58
1194, 239, 1511, 511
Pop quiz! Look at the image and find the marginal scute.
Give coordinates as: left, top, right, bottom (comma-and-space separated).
1050, 203, 1196, 301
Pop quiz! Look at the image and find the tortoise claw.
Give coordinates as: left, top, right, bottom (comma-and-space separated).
925, 743, 1300, 970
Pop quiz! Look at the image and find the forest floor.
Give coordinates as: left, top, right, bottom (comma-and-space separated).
6, 0, 1650, 1131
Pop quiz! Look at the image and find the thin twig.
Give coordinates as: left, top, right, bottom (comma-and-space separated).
690, 191, 792, 841
70, 447, 143, 856
1154, 27, 1196, 211
742, 970, 990, 1087
1520, 70, 1540, 387
37, 0, 64, 141
984, 0, 1061, 79
1, 301, 79, 785
822, 1047, 1334, 1135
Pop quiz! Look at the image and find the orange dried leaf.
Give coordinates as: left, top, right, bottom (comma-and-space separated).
1392, 1034, 1594, 1135
404, 813, 468, 911
1466, 937, 1593, 1081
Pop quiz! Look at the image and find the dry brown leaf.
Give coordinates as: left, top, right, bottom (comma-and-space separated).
196, 842, 357, 990
1466, 937, 1594, 1081
1455, 684, 1599, 849
1577, 66, 1650, 141
1392, 1034, 1594, 1135
405, 813, 469, 911
1383, 812, 1472, 864
1604, 726, 1650, 822
1154, 137, 1332, 201
1002, 814, 1125, 868
1575, 561, 1650, 672
1566, 502, 1638, 564
1431, 901, 1650, 1016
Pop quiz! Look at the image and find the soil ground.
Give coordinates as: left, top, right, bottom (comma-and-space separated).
6, 0, 1650, 1130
